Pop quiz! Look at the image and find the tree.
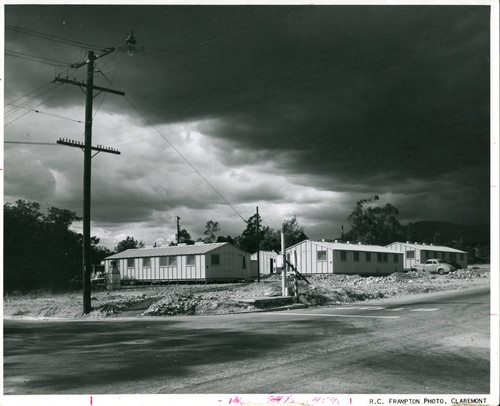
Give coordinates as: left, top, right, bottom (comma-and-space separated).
345, 195, 404, 245
203, 220, 220, 243
177, 228, 194, 245
235, 215, 308, 253
4, 200, 108, 291
114, 236, 145, 253
260, 227, 280, 251
282, 216, 308, 248
216, 235, 234, 244
45, 206, 81, 228
237, 213, 262, 253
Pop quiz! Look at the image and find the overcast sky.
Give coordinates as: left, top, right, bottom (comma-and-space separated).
3, 2, 494, 249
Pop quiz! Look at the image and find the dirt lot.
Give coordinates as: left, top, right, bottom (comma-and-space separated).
3, 266, 490, 319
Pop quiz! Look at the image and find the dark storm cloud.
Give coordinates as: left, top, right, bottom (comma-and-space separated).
4, 4, 492, 232
4, 148, 57, 201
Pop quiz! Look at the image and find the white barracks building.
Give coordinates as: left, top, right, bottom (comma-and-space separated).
385, 241, 468, 270
286, 240, 403, 276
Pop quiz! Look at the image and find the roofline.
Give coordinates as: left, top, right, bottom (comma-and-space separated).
105, 242, 239, 260
285, 239, 402, 253
386, 241, 467, 253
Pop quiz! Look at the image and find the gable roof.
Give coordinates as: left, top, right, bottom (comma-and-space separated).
105, 242, 229, 260
287, 239, 402, 254
386, 242, 467, 253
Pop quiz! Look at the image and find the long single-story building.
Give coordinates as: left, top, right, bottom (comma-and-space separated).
250, 251, 278, 275
104, 242, 253, 283
385, 242, 468, 270
285, 240, 404, 275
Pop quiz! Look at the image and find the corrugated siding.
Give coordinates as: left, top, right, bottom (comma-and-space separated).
106, 253, 207, 281
288, 241, 333, 275
251, 251, 278, 274
205, 244, 252, 280
386, 242, 468, 269
287, 240, 403, 275
105, 243, 228, 260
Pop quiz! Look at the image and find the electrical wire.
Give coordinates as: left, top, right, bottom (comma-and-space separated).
4, 86, 63, 127
98, 6, 303, 77
123, 95, 249, 225
93, 52, 124, 119
5, 49, 70, 67
4, 103, 84, 124
5, 24, 107, 50
147, 26, 464, 120
94, 66, 249, 224
5, 82, 55, 115
4, 84, 59, 118
4, 141, 59, 146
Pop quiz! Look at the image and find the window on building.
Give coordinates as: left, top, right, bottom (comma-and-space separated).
127, 258, 135, 268
377, 253, 383, 263
242, 256, 246, 269
353, 251, 359, 262
211, 254, 220, 265
168, 256, 177, 266
383, 253, 389, 262
186, 255, 195, 266
159, 257, 167, 266
460, 253, 464, 260
317, 250, 327, 261
450, 253, 456, 260
394, 254, 399, 263
142, 257, 151, 267
366, 252, 371, 262
340, 251, 347, 261
406, 250, 415, 259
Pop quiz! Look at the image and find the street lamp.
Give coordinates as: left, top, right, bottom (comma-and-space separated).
117, 32, 144, 56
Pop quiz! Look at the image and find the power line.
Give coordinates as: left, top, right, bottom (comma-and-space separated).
93, 52, 125, 119
5, 82, 54, 114
5, 24, 107, 50
98, 6, 304, 77
123, 94, 249, 225
5, 49, 70, 67
4, 87, 63, 127
5, 84, 59, 118
4, 103, 84, 124
4, 141, 59, 146
95, 65, 250, 224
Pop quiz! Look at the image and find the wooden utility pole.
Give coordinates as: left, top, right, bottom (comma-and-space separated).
293, 251, 299, 303
177, 216, 181, 244
54, 48, 124, 314
256, 206, 260, 282
281, 225, 287, 296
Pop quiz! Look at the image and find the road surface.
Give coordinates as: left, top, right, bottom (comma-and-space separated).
3, 287, 490, 395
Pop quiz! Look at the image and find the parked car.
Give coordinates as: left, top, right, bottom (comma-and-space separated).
411, 259, 457, 275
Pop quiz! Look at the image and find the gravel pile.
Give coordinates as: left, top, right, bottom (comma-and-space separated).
3, 268, 489, 319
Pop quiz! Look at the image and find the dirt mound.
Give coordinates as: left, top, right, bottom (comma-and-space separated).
3, 269, 489, 319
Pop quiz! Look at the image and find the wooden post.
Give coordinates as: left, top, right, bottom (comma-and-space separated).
281, 225, 287, 297
294, 250, 299, 303
256, 206, 260, 282
82, 51, 95, 315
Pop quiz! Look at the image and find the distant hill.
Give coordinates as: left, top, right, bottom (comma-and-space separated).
402, 221, 489, 245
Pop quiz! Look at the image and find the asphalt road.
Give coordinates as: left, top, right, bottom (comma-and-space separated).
3, 287, 490, 395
